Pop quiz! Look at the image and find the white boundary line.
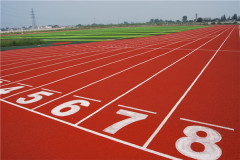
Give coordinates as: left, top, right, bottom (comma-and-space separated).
0, 48, 110, 71
0, 49, 98, 67
152, 48, 240, 53
0, 79, 11, 82
73, 95, 101, 102
0, 52, 74, 63
74, 27, 229, 126
0, 40, 186, 86
180, 118, 234, 131
2, 29, 208, 75
0, 26, 216, 68
1, 54, 71, 67
32, 30, 221, 111
16, 83, 33, 87
1, 48, 124, 77
1, 27, 223, 87
142, 26, 235, 149
118, 104, 157, 114
41, 88, 62, 94
3, 28, 226, 104
0, 99, 181, 160
1, 39, 183, 78
0, 51, 70, 60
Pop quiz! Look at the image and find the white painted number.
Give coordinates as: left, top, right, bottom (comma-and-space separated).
16, 91, 54, 104
176, 126, 222, 160
51, 100, 90, 117
0, 86, 24, 95
103, 109, 148, 134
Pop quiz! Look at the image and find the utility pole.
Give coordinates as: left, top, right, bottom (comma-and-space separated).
31, 8, 37, 29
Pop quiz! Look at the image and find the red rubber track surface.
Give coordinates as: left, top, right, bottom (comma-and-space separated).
1, 25, 239, 160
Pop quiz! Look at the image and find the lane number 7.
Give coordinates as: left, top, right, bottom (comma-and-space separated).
103, 109, 148, 134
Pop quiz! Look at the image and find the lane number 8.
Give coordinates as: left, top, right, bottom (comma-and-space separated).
176, 126, 222, 160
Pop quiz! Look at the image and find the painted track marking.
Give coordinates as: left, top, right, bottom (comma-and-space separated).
118, 104, 157, 114
74, 27, 229, 126
41, 88, 62, 94
16, 83, 33, 87
0, 99, 181, 160
142, 26, 235, 148
73, 95, 102, 102
30, 28, 224, 111
180, 118, 234, 131
2, 37, 199, 99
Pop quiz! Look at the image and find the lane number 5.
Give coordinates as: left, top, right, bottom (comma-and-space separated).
17, 91, 54, 104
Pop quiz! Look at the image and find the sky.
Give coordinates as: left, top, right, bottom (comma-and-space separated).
1, 1, 240, 28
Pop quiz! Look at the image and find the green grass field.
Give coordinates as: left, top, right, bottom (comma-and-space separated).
1, 26, 208, 50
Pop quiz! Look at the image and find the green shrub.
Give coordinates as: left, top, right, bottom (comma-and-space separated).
1, 39, 45, 47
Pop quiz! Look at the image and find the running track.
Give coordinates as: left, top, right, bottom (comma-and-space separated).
1, 25, 239, 160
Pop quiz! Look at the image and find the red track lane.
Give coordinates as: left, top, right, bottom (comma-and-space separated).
146, 28, 239, 160
0, 48, 130, 77
1, 25, 238, 160
2, 39, 219, 100
0, 48, 111, 72
71, 27, 233, 142
1, 27, 225, 101
0, 27, 222, 88
1, 102, 166, 160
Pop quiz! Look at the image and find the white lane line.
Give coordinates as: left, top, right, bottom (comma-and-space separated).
73, 95, 101, 102
0, 53, 71, 63
0, 48, 109, 71
0, 99, 181, 160
31, 35, 210, 111
1, 36, 194, 76
1, 27, 221, 86
74, 27, 229, 126
0, 79, 11, 82
3, 40, 190, 99
1, 52, 80, 67
180, 118, 234, 131
2, 27, 223, 100
16, 83, 33, 87
0, 52, 67, 60
0, 39, 185, 86
158, 48, 240, 53
1, 27, 218, 71
41, 88, 62, 94
1, 39, 177, 78
118, 104, 157, 114
142, 26, 235, 149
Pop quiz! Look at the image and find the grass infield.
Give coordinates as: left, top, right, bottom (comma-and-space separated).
1, 26, 208, 50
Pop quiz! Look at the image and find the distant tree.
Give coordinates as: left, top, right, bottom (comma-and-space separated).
227, 16, 231, 20
149, 19, 155, 23
197, 17, 203, 22
232, 14, 238, 21
221, 14, 226, 21
154, 18, 160, 23
182, 16, 187, 22
123, 21, 129, 24
76, 24, 82, 27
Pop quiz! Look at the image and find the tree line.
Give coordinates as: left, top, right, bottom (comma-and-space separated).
148, 13, 239, 23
